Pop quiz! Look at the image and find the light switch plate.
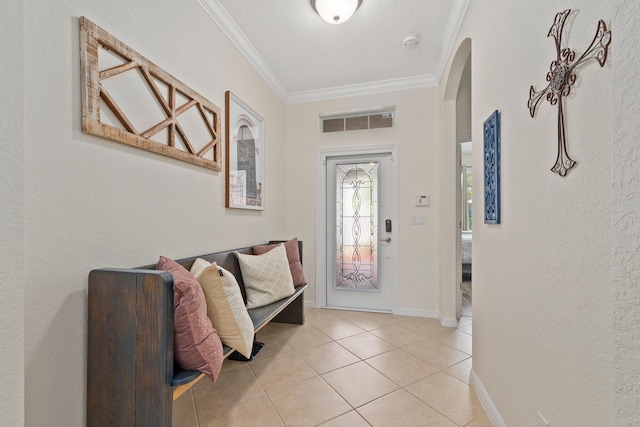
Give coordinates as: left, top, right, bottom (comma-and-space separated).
415, 195, 430, 207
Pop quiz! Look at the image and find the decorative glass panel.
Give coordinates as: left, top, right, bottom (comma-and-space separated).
345, 115, 369, 131
335, 162, 379, 290
369, 113, 393, 129
323, 117, 344, 133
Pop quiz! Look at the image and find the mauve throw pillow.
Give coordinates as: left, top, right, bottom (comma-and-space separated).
156, 256, 224, 382
253, 238, 307, 286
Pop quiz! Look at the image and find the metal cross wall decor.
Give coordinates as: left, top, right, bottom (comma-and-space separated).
528, 9, 611, 177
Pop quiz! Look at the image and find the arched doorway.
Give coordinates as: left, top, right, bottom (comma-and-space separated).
458, 57, 473, 318
440, 38, 472, 324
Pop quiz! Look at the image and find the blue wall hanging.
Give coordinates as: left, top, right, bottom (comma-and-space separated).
484, 110, 500, 224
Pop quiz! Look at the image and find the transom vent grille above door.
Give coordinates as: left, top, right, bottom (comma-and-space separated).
320, 109, 394, 133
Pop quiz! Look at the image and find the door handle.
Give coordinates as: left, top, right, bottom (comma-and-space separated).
380, 237, 391, 243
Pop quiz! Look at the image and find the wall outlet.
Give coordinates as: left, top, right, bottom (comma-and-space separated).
537, 411, 549, 427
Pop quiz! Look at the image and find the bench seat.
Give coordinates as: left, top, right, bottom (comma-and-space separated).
171, 283, 307, 387
87, 241, 307, 427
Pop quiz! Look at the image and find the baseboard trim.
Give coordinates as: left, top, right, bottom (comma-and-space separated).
398, 308, 440, 318
470, 369, 507, 427
394, 309, 459, 328
306, 303, 459, 329
440, 316, 459, 327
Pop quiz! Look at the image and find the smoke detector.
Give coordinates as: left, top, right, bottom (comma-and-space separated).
402, 34, 421, 48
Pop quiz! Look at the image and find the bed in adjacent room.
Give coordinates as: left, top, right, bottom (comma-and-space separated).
461, 232, 472, 281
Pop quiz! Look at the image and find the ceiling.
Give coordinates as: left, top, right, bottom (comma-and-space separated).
196, 0, 470, 104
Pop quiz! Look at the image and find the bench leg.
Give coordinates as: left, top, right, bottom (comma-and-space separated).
228, 335, 265, 361
272, 292, 305, 325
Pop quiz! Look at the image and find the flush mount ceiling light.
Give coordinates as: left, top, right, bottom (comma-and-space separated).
311, 0, 363, 25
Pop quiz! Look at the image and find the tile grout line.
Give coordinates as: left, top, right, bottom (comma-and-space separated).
184, 308, 479, 427
190, 388, 200, 427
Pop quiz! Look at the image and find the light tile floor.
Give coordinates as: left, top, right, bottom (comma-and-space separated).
173, 307, 490, 427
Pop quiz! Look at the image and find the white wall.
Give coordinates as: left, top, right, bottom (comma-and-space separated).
284, 88, 442, 317
447, 1, 618, 425
0, 1, 25, 426
22, 1, 286, 425
456, 59, 472, 144
457, 61, 473, 167
612, 0, 640, 424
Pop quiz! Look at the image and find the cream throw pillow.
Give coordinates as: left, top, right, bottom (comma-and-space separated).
236, 244, 296, 309
191, 259, 254, 359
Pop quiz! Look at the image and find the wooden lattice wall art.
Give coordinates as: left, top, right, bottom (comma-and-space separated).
80, 17, 222, 170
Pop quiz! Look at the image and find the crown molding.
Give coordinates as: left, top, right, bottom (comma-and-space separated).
196, 0, 289, 101
287, 74, 437, 104
198, 0, 470, 104
434, 0, 472, 83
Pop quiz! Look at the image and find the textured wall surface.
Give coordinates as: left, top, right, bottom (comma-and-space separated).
449, 1, 617, 425
613, 0, 640, 424
0, 1, 25, 426
22, 1, 286, 425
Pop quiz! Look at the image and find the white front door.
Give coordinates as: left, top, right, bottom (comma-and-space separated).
325, 152, 396, 312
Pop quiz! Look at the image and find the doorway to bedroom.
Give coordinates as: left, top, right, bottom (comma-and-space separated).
461, 143, 472, 318
457, 53, 473, 319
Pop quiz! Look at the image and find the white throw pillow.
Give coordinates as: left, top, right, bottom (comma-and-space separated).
191, 259, 254, 359
235, 244, 296, 309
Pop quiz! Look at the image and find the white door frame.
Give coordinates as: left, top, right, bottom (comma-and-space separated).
316, 144, 399, 313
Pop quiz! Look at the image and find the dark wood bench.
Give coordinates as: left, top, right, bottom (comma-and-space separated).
87, 241, 307, 427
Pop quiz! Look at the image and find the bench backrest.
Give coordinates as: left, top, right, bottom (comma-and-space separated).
138, 240, 302, 303
138, 246, 254, 301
